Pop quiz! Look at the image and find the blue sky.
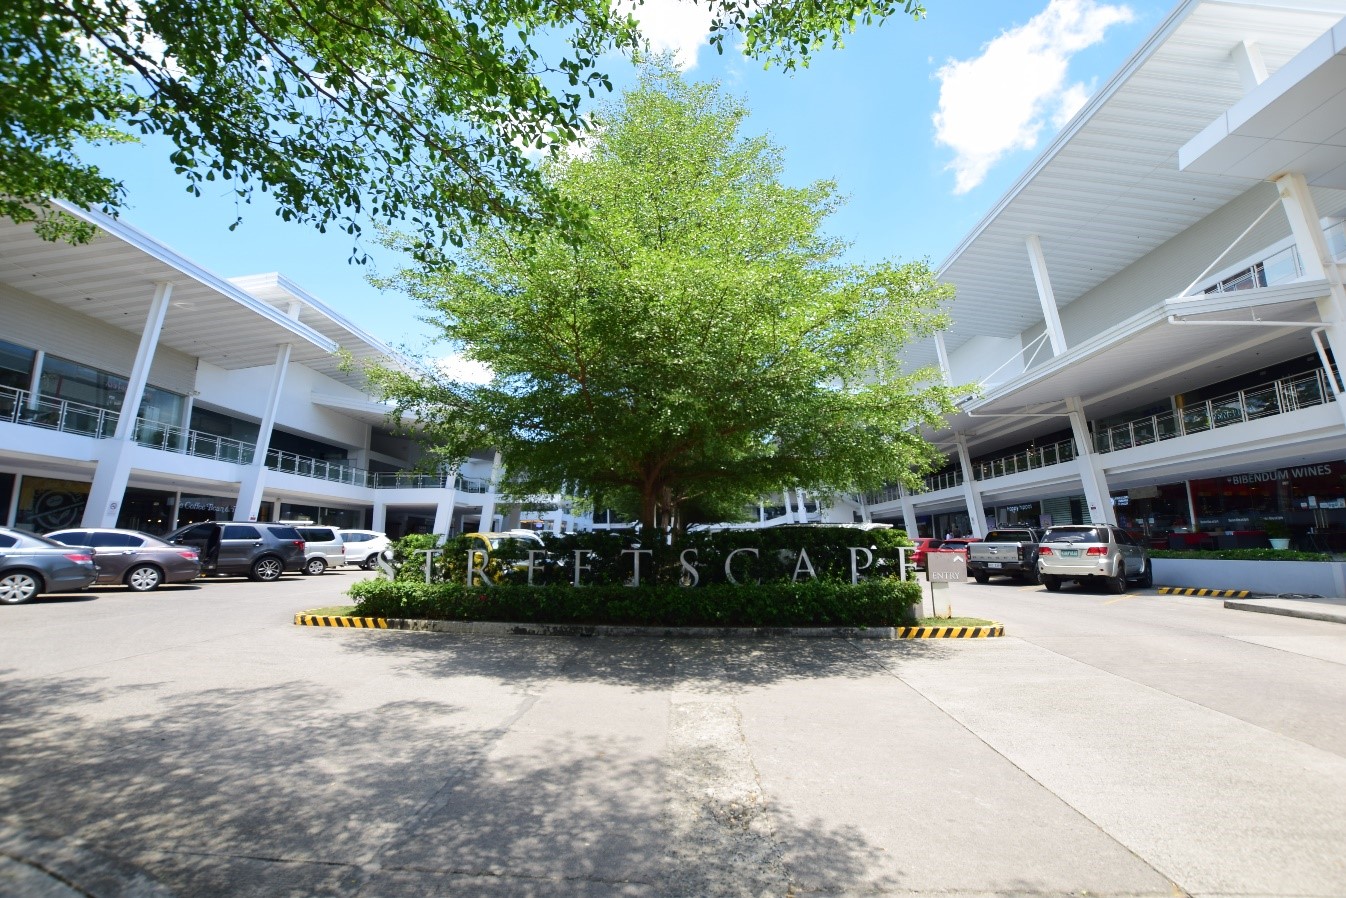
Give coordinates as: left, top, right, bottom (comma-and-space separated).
82, 0, 1172, 361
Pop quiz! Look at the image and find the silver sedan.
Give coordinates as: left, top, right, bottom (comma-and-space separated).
0, 526, 98, 604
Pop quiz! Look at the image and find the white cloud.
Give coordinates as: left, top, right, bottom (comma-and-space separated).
435, 354, 493, 385
932, 0, 1134, 194
615, 0, 717, 70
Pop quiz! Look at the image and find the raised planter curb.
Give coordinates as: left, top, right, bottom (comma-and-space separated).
1157, 586, 1251, 598
1152, 557, 1346, 596
296, 613, 898, 638
895, 625, 1004, 639
1223, 598, 1346, 625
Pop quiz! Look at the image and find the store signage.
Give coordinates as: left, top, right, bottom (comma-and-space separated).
1226, 463, 1335, 485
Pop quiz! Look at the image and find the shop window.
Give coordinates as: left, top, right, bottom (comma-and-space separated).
0, 340, 35, 392
14, 477, 90, 532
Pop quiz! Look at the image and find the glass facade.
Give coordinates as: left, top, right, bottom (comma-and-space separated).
177, 494, 237, 526
0, 339, 35, 391
278, 503, 361, 528
116, 488, 178, 535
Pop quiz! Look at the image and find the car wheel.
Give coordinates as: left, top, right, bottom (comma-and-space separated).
1107, 565, 1127, 594
973, 572, 990, 584
0, 571, 41, 604
1042, 575, 1061, 592
1137, 559, 1153, 588
304, 557, 327, 576
250, 556, 284, 582
1021, 566, 1041, 585
125, 564, 163, 592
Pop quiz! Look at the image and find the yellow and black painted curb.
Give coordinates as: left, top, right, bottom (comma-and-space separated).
1158, 587, 1251, 598
295, 614, 392, 628
895, 624, 1004, 639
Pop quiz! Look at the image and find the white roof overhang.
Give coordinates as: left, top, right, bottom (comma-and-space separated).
309, 392, 418, 429
929, 278, 1332, 454
913, 0, 1346, 374
0, 202, 337, 369
1180, 16, 1346, 185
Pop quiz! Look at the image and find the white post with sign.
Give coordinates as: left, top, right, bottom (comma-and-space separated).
925, 552, 966, 619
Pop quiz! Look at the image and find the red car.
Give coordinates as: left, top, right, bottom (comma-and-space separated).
931, 537, 981, 560
909, 537, 943, 570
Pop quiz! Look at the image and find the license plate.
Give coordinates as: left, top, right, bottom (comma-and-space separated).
1060, 549, 1080, 557
987, 562, 1002, 569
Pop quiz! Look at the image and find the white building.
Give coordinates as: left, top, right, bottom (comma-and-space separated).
0, 202, 546, 537
866, 0, 1346, 552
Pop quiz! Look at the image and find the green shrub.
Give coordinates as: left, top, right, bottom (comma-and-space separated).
1150, 548, 1333, 562
348, 577, 921, 628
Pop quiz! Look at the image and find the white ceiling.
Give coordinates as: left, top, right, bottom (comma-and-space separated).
914, 0, 1346, 374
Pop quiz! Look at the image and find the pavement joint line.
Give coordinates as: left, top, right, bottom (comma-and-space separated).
294, 614, 1005, 639
1157, 586, 1251, 598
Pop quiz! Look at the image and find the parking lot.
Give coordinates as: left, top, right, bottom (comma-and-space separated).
2, 570, 1345, 896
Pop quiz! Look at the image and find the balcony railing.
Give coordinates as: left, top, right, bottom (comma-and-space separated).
136, 420, 256, 464
0, 385, 118, 438
923, 469, 963, 492
367, 472, 492, 491
265, 448, 366, 485
973, 438, 1076, 481
1095, 369, 1335, 453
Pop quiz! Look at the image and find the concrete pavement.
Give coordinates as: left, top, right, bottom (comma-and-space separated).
2, 570, 1345, 896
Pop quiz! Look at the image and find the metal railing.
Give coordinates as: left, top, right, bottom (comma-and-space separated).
1095, 370, 1335, 453
367, 472, 492, 491
0, 385, 118, 438
135, 420, 255, 464
265, 448, 366, 485
923, 469, 963, 493
973, 438, 1076, 480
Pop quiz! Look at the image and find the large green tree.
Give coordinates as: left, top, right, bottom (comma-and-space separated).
2, 0, 925, 251
373, 64, 958, 531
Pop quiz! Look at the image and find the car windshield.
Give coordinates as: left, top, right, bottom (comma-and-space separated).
1043, 527, 1103, 543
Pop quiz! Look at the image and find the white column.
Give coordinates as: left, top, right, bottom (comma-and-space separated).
953, 436, 989, 537
898, 485, 919, 540
1026, 235, 1067, 356
1065, 396, 1116, 526
477, 451, 502, 531
933, 333, 953, 384
234, 343, 292, 521
431, 483, 459, 535
371, 500, 388, 533
781, 489, 794, 523
795, 487, 808, 523
1230, 40, 1268, 91
1276, 173, 1346, 428
83, 283, 173, 527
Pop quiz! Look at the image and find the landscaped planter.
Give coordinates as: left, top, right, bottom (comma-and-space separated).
1152, 558, 1346, 596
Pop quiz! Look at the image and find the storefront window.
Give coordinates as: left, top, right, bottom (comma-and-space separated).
41, 356, 127, 411
116, 488, 177, 535
0, 340, 35, 392
278, 503, 361, 528
14, 477, 90, 532
177, 494, 237, 525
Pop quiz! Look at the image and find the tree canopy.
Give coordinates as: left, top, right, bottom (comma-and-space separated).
372, 64, 958, 531
2, 0, 926, 252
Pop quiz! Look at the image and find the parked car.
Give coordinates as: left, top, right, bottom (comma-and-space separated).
967, 528, 1043, 584
908, 537, 943, 571
45, 528, 201, 591
164, 521, 306, 581
338, 529, 391, 570
278, 523, 345, 575
930, 537, 981, 559
1037, 524, 1152, 594
0, 526, 98, 604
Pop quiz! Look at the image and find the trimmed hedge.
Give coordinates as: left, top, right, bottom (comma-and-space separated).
1150, 548, 1334, 562
348, 577, 921, 628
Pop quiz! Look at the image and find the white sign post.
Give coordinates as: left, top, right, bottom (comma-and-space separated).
925, 552, 966, 619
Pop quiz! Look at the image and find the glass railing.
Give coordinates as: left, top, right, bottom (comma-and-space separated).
136, 419, 255, 464
1095, 370, 1335, 453
265, 448, 366, 485
0, 384, 119, 438
973, 438, 1077, 480
367, 472, 491, 491
923, 469, 963, 492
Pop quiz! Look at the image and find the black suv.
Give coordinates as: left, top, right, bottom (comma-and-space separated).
165, 522, 306, 581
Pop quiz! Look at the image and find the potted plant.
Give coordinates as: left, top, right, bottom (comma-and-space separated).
1263, 519, 1291, 550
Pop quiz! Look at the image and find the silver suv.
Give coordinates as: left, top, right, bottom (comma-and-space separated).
291, 526, 345, 575
1037, 524, 1152, 593
165, 522, 306, 581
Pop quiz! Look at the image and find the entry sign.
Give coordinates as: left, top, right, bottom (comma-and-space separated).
927, 552, 967, 583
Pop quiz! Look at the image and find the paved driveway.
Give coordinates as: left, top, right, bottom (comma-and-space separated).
1, 572, 1344, 896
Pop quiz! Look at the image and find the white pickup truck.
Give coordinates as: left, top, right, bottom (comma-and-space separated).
966, 528, 1043, 584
